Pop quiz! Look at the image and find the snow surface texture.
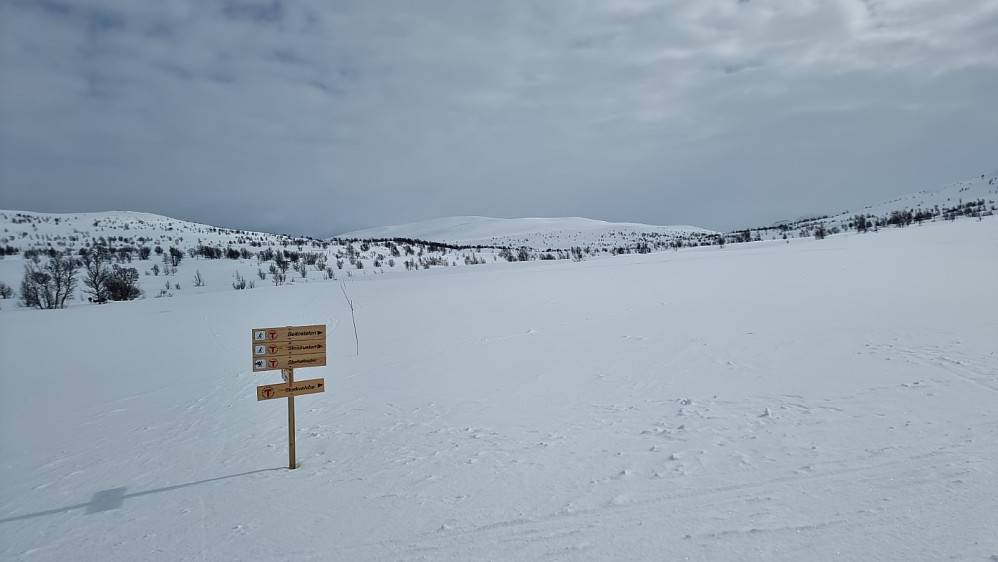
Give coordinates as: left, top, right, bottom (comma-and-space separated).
1, 217, 997, 561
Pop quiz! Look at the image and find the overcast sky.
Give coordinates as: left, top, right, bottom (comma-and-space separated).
1, 1, 996, 236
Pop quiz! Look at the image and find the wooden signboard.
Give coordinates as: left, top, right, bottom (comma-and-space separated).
251, 324, 327, 372
252, 325, 325, 343
253, 352, 326, 372
253, 342, 326, 356
257, 378, 325, 401
251, 324, 328, 470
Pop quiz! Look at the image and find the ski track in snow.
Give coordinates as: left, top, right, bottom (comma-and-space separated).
869, 343, 998, 394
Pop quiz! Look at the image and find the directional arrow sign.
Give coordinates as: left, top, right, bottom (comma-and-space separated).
252, 352, 326, 372
251, 324, 326, 372
253, 342, 326, 356
251, 325, 325, 343
257, 378, 325, 401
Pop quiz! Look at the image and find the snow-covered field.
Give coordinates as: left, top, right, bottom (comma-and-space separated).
1, 218, 997, 561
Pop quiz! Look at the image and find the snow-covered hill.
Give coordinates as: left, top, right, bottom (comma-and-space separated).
789, 173, 997, 235
0, 173, 995, 310
0, 209, 322, 250
338, 216, 716, 250
710, 173, 998, 244
838, 172, 998, 220
337, 173, 998, 249
2, 173, 995, 265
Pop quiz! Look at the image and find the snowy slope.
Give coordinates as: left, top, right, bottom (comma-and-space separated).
839, 172, 998, 220
724, 173, 998, 243
0, 209, 318, 250
1, 218, 997, 561
337, 174, 998, 248
337, 216, 716, 250
0, 210, 711, 301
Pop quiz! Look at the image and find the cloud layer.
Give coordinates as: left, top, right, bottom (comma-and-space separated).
2, 0, 996, 235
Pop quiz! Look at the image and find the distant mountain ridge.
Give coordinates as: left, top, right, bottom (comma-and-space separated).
337, 216, 715, 250
1, 172, 995, 257
334, 172, 997, 248
0, 172, 995, 310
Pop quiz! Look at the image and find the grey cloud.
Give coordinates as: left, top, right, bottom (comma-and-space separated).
1, 0, 996, 236
220, 0, 283, 25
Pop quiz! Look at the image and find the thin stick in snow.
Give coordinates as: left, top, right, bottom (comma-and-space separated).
341, 283, 358, 355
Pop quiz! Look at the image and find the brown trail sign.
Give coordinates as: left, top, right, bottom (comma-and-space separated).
252, 325, 325, 343
252, 352, 326, 372
251, 324, 327, 373
251, 324, 327, 469
257, 378, 325, 401
253, 342, 325, 356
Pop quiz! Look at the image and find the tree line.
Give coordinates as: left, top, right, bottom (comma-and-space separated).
13, 245, 144, 309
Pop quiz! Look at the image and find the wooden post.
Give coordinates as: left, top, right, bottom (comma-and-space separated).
287, 368, 296, 469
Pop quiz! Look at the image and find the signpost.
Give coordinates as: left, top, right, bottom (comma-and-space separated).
252, 324, 327, 469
